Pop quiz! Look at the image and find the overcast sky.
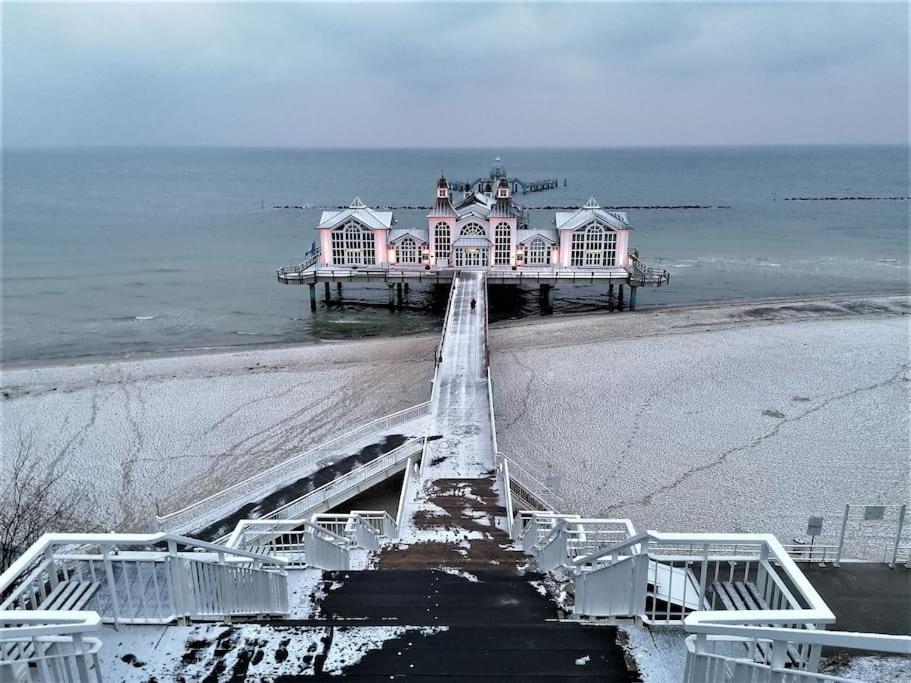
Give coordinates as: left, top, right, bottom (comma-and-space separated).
3, 2, 908, 147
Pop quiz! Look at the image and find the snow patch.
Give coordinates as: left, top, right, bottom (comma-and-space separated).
439, 567, 479, 582
323, 626, 447, 676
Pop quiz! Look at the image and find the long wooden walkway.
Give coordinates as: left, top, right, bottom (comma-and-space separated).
379, 271, 517, 569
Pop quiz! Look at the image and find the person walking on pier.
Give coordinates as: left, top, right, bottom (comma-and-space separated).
470, 297, 477, 312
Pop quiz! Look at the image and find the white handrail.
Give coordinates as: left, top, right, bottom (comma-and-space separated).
684, 621, 911, 652
1, 532, 286, 598
0, 611, 102, 640
260, 439, 422, 521
157, 401, 430, 531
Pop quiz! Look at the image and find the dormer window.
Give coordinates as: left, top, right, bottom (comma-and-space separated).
497, 188, 508, 199
437, 188, 448, 199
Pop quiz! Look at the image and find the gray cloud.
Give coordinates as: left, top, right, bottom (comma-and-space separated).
3, 2, 908, 147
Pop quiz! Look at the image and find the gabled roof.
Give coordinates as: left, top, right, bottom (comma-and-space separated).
457, 206, 491, 220
388, 228, 428, 243
516, 229, 558, 245
554, 197, 631, 232
318, 197, 394, 231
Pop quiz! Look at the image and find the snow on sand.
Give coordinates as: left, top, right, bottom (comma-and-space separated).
0, 336, 434, 530
491, 295, 910, 557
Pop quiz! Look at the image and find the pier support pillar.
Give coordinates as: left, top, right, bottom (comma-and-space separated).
629, 286, 638, 311
324, 281, 331, 303
396, 282, 404, 306
403, 282, 409, 294
608, 283, 615, 311
308, 283, 317, 312
618, 285, 625, 310
336, 282, 342, 294
388, 284, 396, 310
540, 284, 554, 314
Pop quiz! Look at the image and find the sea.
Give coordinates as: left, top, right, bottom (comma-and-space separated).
2, 146, 908, 365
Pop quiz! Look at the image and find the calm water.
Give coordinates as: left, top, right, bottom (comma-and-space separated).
2, 146, 908, 364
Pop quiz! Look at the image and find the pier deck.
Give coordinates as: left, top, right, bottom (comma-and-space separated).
381, 271, 519, 568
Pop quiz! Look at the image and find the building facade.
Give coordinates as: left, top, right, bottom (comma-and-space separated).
317, 174, 633, 272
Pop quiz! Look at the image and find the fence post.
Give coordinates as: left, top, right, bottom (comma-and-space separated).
698, 543, 709, 609
44, 547, 59, 590
168, 540, 188, 624
834, 504, 850, 567
101, 546, 121, 627
72, 632, 91, 682
891, 504, 906, 568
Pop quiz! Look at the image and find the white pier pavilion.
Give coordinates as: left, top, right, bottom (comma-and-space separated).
278, 161, 670, 311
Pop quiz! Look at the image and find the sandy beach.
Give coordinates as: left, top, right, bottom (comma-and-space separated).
2, 294, 908, 552
491, 294, 910, 557
0, 336, 436, 530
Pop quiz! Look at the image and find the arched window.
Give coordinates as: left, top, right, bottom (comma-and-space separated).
397, 237, 419, 264
494, 222, 511, 265
570, 222, 616, 267
459, 223, 486, 237
331, 220, 376, 266
434, 222, 451, 260
526, 237, 550, 265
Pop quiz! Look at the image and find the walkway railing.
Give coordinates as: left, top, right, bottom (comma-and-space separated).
156, 402, 430, 534
1, 533, 287, 627
225, 510, 398, 570
628, 251, 670, 286
498, 454, 567, 514
226, 518, 353, 570
1, 612, 103, 683
683, 624, 911, 682
256, 439, 422, 523
276, 249, 320, 277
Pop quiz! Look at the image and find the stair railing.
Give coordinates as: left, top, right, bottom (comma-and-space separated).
225, 518, 352, 570
0, 612, 103, 683
259, 439, 422, 522
682, 624, 911, 683
156, 402, 430, 534
1, 532, 288, 632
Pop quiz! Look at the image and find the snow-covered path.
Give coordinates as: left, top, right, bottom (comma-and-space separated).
422, 271, 494, 478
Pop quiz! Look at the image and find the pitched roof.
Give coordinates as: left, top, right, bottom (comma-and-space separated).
388, 228, 429, 243
318, 197, 394, 230
554, 197, 631, 232
516, 229, 558, 244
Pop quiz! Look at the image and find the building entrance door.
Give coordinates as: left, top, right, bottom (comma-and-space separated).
455, 248, 489, 268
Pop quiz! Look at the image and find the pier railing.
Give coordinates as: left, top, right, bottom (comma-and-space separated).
156, 401, 430, 534
628, 251, 670, 286
276, 249, 320, 277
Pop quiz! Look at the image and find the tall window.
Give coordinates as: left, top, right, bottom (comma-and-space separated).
434, 222, 451, 261
331, 221, 376, 266
460, 223, 486, 236
397, 237, 419, 264
526, 237, 550, 265
494, 222, 511, 265
570, 222, 616, 267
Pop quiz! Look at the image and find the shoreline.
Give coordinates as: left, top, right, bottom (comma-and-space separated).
2, 289, 908, 372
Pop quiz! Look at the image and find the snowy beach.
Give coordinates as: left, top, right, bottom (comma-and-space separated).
1, 294, 908, 547
492, 294, 910, 557
0, 336, 436, 530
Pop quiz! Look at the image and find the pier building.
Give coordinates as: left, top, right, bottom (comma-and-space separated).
280, 159, 670, 311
